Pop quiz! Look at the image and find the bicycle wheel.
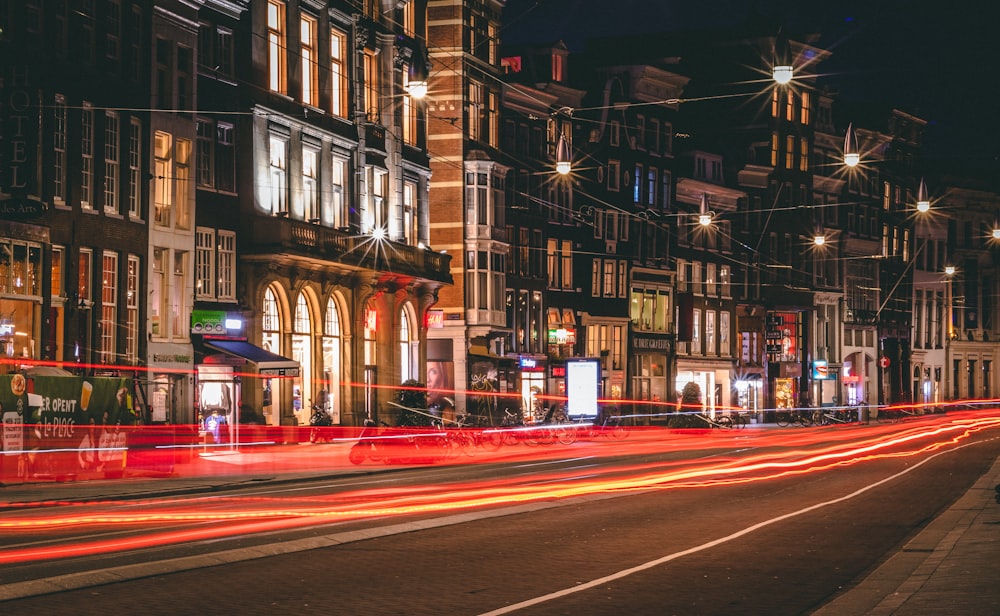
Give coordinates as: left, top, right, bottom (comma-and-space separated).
554, 424, 577, 445
776, 412, 791, 427
733, 414, 748, 430
479, 428, 504, 450
798, 412, 814, 427
716, 415, 733, 429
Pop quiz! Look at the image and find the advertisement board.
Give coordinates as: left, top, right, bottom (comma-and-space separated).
565, 358, 600, 417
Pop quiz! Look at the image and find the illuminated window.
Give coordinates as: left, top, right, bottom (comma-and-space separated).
195, 228, 214, 299
300, 14, 317, 106
330, 28, 347, 117
330, 155, 347, 228
302, 146, 318, 221
363, 50, 379, 121
100, 251, 117, 365
468, 80, 483, 141
267, 0, 286, 93
153, 131, 172, 226
801, 91, 810, 124
125, 254, 139, 363
269, 135, 287, 214
175, 138, 191, 229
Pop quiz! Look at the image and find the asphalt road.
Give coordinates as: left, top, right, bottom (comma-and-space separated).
1, 419, 998, 615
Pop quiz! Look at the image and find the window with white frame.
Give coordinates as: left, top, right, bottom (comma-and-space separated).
53, 95, 67, 204
399, 307, 417, 383
269, 134, 287, 214
125, 254, 139, 363
323, 297, 341, 418
692, 309, 702, 354
302, 146, 318, 221
330, 155, 347, 228
81, 104, 94, 209
612, 325, 623, 370
591, 259, 600, 295
706, 263, 716, 296
706, 310, 716, 355
370, 167, 386, 232
149, 248, 165, 338
602, 260, 614, 297
128, 117, 141, 217
465, 250, 505, 312
195, 228, 214, 299
607, 159, 620, 191
100, 251, 118, 365
217, 230, 235, 300
171, 251, 187, 338
618, 260, 627, 298
402, 180, 417, 245
720, 311, 730, 356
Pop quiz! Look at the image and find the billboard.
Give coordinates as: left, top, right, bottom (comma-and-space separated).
565, 358, 600, 417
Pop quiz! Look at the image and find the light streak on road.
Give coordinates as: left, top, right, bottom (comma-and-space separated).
0, 412, 998, 565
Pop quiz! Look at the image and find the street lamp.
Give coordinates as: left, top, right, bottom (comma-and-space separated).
697, 193, 714, 227
772, 31, 793, 84
405, 45, 429, 99
843, 123, 860, 167
555, 132, 572, 175
916, 177, 931, 213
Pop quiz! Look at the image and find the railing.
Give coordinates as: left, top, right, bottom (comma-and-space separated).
248, 217, 451, 282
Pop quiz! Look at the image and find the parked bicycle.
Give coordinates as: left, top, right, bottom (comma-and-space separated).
775, 409, 814, 427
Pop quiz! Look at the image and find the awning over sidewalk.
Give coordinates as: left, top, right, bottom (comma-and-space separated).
203, 339, 300, 377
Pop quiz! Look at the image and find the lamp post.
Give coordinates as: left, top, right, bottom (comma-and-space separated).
944, 265, 956, 402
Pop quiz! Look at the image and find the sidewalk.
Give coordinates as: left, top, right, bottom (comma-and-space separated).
812, 454, 1000, 615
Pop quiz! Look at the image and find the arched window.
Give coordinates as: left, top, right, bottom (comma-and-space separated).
290, 293, 312, 423
261, 286, 281, 420
399, 307, 417, 383
322, 297, 342, 422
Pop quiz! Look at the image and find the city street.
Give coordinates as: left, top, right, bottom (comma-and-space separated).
2, 413, 999, 614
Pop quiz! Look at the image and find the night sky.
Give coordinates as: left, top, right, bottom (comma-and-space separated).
500, 0, 1000, 169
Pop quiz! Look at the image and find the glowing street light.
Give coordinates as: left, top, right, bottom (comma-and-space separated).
405, 46, 429, 100
916, 177, 931, 213
843, 123, 860, 167
555, 132, 572, 175
772, 32, 793, 84
697, 193, 714, 227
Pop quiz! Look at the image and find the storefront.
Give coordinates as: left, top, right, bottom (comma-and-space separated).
517, 355, 545, 421
198, 337, 300, 429
631, 332, 673, 409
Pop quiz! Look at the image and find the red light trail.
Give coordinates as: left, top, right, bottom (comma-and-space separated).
0, 411, 998, 566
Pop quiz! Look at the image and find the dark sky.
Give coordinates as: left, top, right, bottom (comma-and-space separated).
500, 0, 1000, 167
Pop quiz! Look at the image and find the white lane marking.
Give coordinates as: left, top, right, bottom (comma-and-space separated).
476, 442, 973, 615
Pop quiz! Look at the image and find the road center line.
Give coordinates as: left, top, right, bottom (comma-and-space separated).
476, 442, 973, 616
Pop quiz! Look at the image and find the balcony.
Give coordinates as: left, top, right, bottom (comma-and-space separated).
246, 217, 452, 284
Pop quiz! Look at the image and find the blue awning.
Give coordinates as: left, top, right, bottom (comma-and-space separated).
204, 339, 300, 377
